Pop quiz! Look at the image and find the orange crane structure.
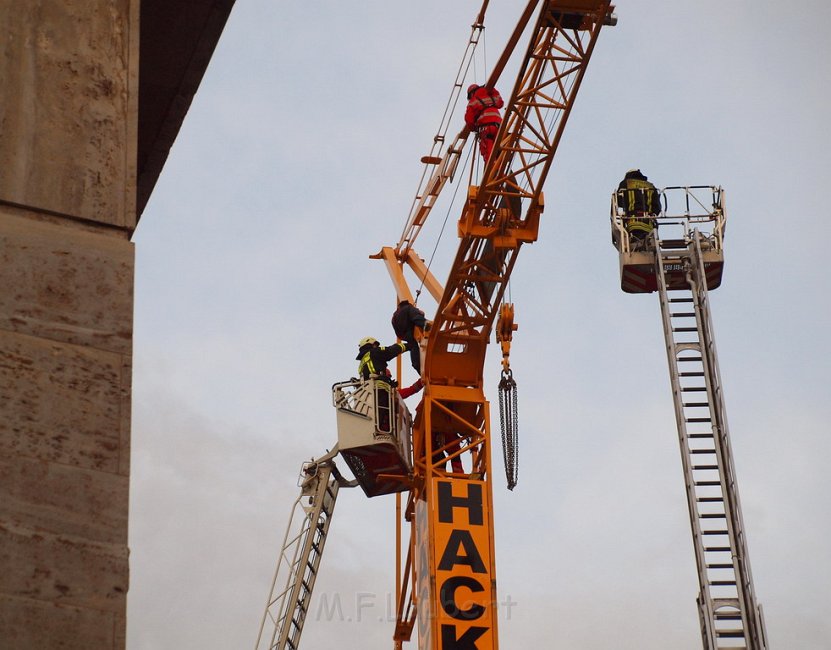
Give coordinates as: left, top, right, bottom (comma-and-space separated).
256, 2, 616, 648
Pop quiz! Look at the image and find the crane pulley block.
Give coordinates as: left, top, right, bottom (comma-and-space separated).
495, 302, 518, 372
457, 185, 543, 248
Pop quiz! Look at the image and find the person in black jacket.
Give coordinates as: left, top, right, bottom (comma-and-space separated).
617, 169, 662, 250
356, 337, 408, 382
391, 299, 426, 374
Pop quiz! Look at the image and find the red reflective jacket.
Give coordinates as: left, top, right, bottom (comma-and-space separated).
464, 86, 504, 128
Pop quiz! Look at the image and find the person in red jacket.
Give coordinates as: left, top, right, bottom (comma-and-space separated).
398, 378, 423, 400
465, 84, 504, 162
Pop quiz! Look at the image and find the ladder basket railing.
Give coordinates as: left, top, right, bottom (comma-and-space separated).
332, 378, 402, 437
610, 185, 726, 254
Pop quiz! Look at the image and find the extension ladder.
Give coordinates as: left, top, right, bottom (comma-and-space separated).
655, 233, 768, 650
255, 459, 343, 650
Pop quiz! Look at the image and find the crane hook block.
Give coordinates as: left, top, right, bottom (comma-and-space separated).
496, 303, 518, 372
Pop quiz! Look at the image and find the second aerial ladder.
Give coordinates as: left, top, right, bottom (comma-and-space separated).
611, 186, 769, 650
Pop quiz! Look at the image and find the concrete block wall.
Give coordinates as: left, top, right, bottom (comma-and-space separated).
0, 1, 137, 647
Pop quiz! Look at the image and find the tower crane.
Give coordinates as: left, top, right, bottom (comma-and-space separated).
256, 2, 615, 648
611, 186, 769, 649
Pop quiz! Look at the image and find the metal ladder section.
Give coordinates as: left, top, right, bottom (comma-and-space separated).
255, 461, 341, 650
655, 234, 768, 650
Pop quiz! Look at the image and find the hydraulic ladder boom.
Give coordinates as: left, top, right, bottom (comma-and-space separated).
255, 451, 355, 650
656, 231, 768, 649
612, 185, 768, 649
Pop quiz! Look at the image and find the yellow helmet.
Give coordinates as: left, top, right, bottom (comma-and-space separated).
356, 337, 378, 360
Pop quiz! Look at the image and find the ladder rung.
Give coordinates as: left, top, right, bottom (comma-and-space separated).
686, 417, 712, 423
705, 546, 732, 551
696, 480, 722, 486
697, 497, 724, 502
689, 433, 714, 439
707, 563, 734, 569
669, 297, 693, 303
682, 386, 707, 392
684, 402, 709, 407
693, 464, 719, 470
679, 371, 704, 377
710, 580, 737, 586
678, 356, 703, 362
702, 530, 729, 535
716, 629, 746, 638
701, 513, 726, 519
691, 449, 714, 454
673, 327, 698, 332
671, 311, 696, 318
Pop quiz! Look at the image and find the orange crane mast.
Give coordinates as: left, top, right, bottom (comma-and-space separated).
378, 3, 616, 647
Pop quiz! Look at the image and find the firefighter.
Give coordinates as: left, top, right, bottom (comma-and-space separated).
617, 169, 662, 250
391, 299, 427, 374
356, 337, 408, 383
464, 84, 504, 162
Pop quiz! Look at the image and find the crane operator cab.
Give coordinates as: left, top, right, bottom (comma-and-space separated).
331, 378, 413, 498
611, 185, 727, 293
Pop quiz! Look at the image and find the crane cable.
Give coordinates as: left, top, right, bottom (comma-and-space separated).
414, 140, 476, 304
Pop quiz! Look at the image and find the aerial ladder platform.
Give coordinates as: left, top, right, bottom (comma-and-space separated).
255, 381, 415, 650
611, 186, 769, 650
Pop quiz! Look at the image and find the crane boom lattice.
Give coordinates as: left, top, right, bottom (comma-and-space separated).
394, 4, 614, 649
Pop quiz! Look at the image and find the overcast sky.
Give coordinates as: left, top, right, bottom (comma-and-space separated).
127, 1, 830, 648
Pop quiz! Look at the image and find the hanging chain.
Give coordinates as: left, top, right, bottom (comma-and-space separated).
498, 368, 519, 490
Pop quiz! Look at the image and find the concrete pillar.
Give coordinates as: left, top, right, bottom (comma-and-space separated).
0, 1, 137, 647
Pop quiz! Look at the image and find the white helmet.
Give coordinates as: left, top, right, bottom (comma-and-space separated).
358, 336, 378, 348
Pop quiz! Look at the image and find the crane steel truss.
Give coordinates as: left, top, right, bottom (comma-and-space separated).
655, 232, 768, 650
392, 3, 613, 648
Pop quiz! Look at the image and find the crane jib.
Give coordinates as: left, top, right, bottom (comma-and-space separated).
402, 3, 613, 649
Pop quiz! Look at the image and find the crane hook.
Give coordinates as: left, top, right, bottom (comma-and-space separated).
496, 303, 519, 490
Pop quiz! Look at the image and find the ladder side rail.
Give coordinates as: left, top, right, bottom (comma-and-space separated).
255, 489, 321, 650
684, 242, 745, 646
655, 245, 719, 650
689, 235, 768, 649
286, 480, 338, 649
396, 134, 466, 258
396, 16, 484, 255
256, 465, 340, 650
277, 470, 339, 650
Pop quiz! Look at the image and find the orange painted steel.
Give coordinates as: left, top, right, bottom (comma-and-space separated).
388, 3, 613, 648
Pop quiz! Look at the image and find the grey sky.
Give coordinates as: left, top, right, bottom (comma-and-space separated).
128, 1, 830, 648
